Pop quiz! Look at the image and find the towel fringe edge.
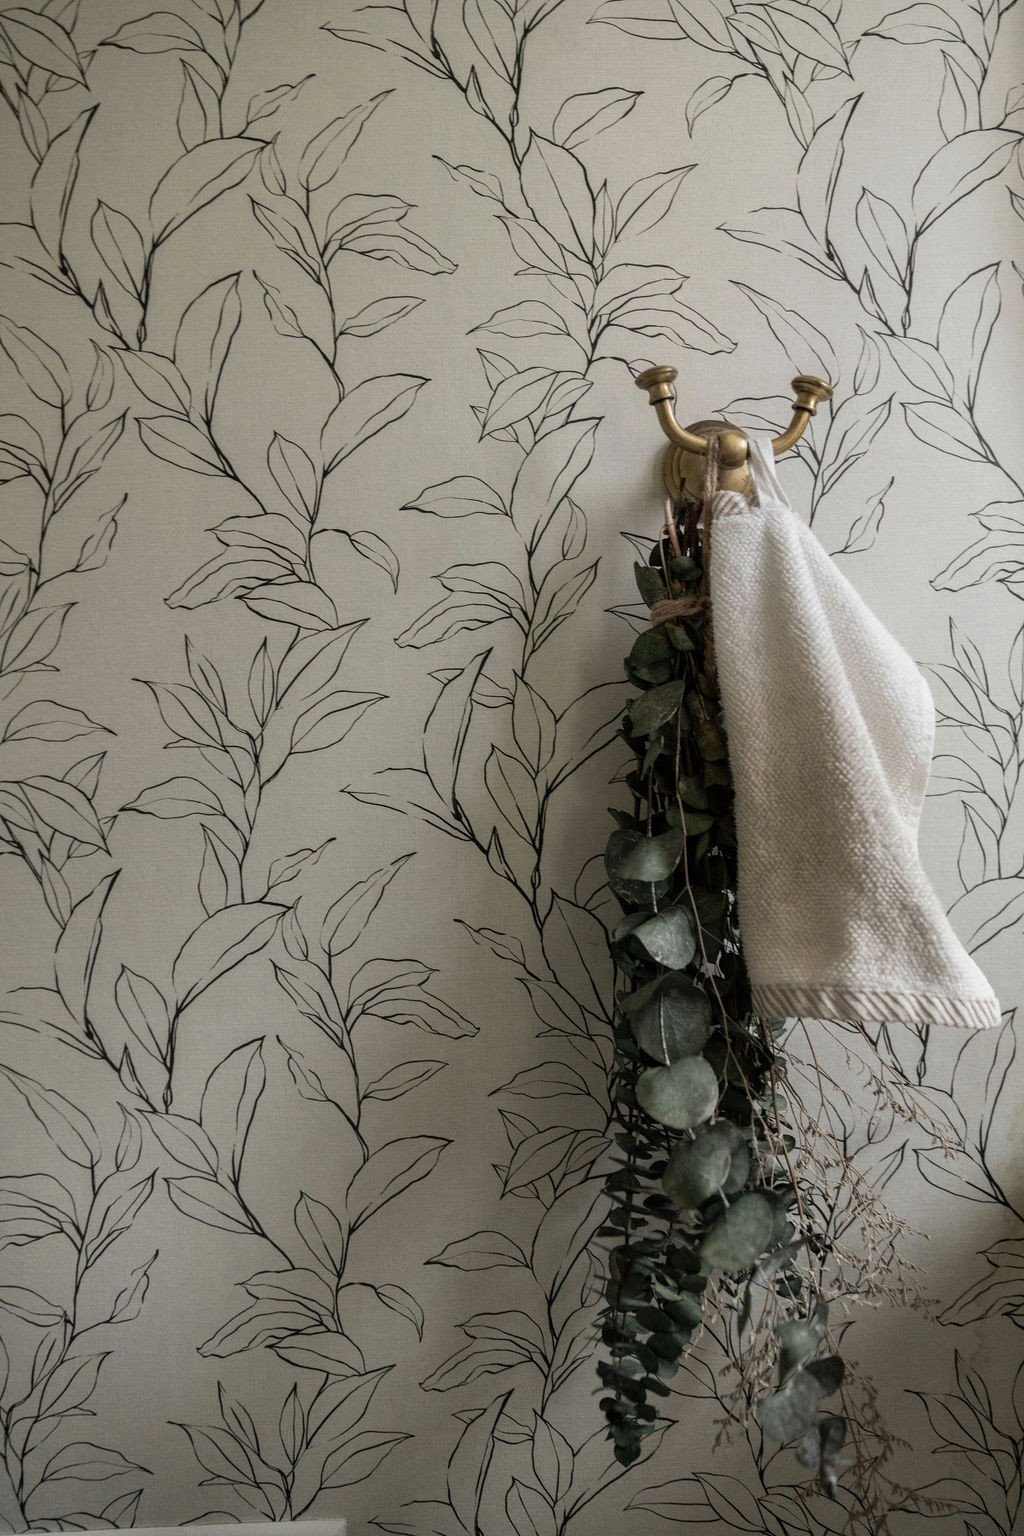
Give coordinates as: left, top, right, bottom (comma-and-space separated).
750, 982, 1002, 1031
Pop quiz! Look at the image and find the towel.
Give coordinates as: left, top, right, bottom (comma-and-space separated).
706, 434, 1001, 1031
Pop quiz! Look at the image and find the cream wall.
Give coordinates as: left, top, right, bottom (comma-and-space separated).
0, 0, 1022, 1532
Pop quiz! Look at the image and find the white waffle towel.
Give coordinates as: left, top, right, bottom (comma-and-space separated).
707, 435, 1001, 1030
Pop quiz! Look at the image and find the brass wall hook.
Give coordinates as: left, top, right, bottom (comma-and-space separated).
634, 365, 833, 502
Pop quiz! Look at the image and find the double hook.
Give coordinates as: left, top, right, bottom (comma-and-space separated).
635, 365, 833, 501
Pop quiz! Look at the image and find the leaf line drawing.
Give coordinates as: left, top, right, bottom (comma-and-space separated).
2, 35, 464, 1516
1, 0, 1022, 1526
592, 0, 856, 147
0, 327, 121, 929
0, 1069, 154, 1530
124, 92, 457, 616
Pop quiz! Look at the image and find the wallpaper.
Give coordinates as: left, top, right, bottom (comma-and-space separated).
0, 0, 1021, 1532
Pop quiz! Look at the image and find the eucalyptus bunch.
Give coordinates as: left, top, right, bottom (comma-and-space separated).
597, 503, 849, 1495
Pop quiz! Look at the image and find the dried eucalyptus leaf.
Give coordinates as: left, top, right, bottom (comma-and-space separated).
627, 629, 673, 683
613, 911, 651, 945
663, 1123, 733, 1207
796, 1415, 847, 1497
648, 1330, 685, 1361
629, 975, 712, 1063
613, 827, 685, 881
635, 1055, 718, 1131
768, 1200, 797, 1248
665, 622, 696, 651
821, 1415, 846, 1455
805, 1355, 845, 1396
694, 885, 727, 922
619, 972, 681, 1014
779, 1315, 826, 1377
699, 1192, 773, 1271
631, 905, 696, 967
756, 1368, 823, 1443
796, 1426, 821, 1470
634, 561, 667, 605
696, 717, 727, 760
721, 1131, 750, 1195
640, 736, 666, 774
605, 829, 671, 906
628, 679, 686, 737
676, 774, 709, 809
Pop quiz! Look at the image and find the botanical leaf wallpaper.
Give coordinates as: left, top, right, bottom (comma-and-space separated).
0, 0, 1021, 1530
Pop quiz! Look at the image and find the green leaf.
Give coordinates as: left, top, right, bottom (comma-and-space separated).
699, 1192, 774, 1270
630, 905, 697, 968
756, 1368, 823, 1442
613, 828, 684, 881
625, 973, 712, 1062
636, 1055, 718, 1130
628, 679, 686, 737
796, 1414, 846, 1479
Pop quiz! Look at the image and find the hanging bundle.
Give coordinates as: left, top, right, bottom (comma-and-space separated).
596, 452, 849, 1493
597, 365, 1000, 1503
